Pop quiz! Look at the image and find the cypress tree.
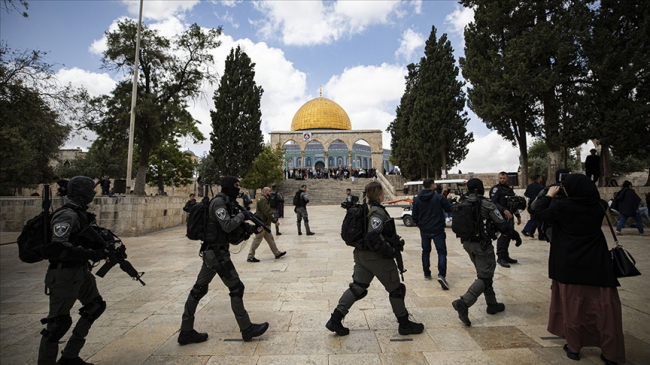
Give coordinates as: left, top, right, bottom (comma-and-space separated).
410, 26, 472, 179
209, 45, 264, 182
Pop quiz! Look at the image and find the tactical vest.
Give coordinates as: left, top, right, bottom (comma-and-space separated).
206, 193, 248, 246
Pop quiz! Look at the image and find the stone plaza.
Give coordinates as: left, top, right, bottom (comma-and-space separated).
1, 204, 649, 364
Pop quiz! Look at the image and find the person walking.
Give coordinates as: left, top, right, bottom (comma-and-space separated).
269, 185, 284, 235
412, 179, 452, 289
490, 172, 522, 267
522, 175, 544, 238
38, 176, 108, 365
293, 185, 314, 235
247, 187, 287, 262
535, 174, 625, 364
179, 176, 269, 345
326, 182, 424, 336
613, 181, 648, 236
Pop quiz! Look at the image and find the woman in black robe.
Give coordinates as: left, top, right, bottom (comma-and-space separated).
535, 174, 624, 364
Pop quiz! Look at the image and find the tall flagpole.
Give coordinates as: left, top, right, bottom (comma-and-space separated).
126, 0, 143, 193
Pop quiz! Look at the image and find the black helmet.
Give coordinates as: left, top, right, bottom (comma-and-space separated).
467, 178, 485, 195
67, 176, 96, 208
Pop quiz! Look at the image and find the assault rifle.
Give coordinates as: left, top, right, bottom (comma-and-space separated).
394, 238, 407, 281
90, 227, 146, 286
233, 201, 271, 233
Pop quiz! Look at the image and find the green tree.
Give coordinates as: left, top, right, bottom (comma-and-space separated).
0, 45, 71, 195
209, 45, 264, 182
526, 139, 581, 183
240, 144, 285, 191
54, 141, 128, 180
387, 63, 422, 180
461, 0, 591, 184
578, 0, 650, 185
147, 139, 197, 193
410, 26, 472, 179
78, 20, 220, 194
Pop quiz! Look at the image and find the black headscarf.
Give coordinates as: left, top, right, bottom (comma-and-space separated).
67, 176, 96, 209
563, 174, 599, 205
221, 176, 240, 199
467, 178, 484, 195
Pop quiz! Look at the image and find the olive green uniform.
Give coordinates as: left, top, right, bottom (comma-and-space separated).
248, 194, 281, 259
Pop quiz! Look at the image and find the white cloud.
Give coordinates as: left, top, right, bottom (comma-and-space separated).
181, 33, 309, 156
325, 63, 407, 148
410, 0, 423, 14
55, 68, 116, 97
123, 0, 200, 22
444, 5, 474, 38
219, 0, 242, 8
251, 0, 403, 46
89, 17, 128, 55
395, 28, 424, 61
215, 10, 239, 29
453, 131, 520, 173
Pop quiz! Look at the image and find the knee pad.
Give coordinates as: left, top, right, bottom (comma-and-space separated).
191, 284, 209, 301
79, 296, 106, 323
478, 277, 493, 289
349, 281, 369, 301
40, 314, 72, 343
389, 283, 406, 300
229, 280, 245, 299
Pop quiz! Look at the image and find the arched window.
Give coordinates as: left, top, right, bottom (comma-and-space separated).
328, 156, 334, 167
306, 157, 312, 167
296, 157, 302, 168
337, 157, 343, 166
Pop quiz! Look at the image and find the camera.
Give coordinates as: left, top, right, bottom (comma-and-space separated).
506, 196, 527, 211
558, 173, 570, 184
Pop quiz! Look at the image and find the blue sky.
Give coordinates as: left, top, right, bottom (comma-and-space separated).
4, 0, 576, 174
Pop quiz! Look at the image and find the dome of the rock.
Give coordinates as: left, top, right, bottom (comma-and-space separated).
290, 97, 351, 131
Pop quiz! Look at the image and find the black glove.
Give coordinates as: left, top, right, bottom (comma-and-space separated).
241, 210, 253, 220
381, 244, 397, 259
88, 249, 107, 262
511, 230, 523, 247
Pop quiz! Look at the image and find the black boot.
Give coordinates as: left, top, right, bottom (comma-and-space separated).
241, 322, 269, 341
486, 303, 505, 314
297, 222, 302, 235
56, 357, 94, 365
326, 309, 349, 336
177, 329, 208, 345
397, 312, 424, 335
452, 298, 471, 327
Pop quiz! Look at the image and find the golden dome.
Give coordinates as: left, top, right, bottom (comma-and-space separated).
291, 97, 351, 131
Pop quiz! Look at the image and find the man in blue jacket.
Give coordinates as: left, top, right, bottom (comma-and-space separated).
412, 178, 453, 289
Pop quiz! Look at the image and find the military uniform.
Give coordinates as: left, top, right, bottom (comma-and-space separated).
452, 178, 522, 327
180, 176, 268, 344
327, 201, 423, 336
38, 177, 107, 365
294, 190, 313, 235
269, 191, 283, 235
248, 194, 284, 260
489, 182, 521, 261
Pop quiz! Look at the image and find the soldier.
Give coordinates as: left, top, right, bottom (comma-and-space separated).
38, 176, 108, 365
247, 187, 286, 262
326, 182, 424, 336
489, 172, 522, 267
269, 185, 283, 235
293, 185, 314, 235
452, 178, 522, 327
178, 176, 268, 344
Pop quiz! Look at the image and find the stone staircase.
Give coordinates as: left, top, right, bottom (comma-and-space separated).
277, 178, 371, 206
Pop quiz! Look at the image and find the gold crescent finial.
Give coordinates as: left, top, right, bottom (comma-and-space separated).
319, 85, 322, 97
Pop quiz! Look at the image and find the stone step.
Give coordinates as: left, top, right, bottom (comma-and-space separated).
277, 178, 375, 206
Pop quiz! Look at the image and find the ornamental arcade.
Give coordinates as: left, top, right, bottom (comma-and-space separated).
269, 89, 394, 173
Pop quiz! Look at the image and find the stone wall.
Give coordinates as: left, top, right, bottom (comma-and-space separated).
1, 196, 189, 237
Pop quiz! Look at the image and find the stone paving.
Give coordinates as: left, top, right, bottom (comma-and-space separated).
1, 205, 649, 365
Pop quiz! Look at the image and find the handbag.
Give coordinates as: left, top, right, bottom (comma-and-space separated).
601, 203, 642, 278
